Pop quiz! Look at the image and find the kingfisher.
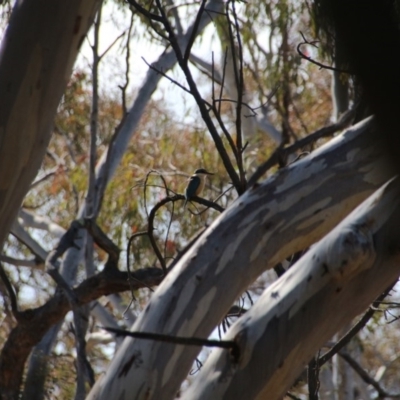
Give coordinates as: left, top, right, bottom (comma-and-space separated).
184, 168, 214, 208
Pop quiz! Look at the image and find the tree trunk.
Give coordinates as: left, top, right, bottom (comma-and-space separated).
0, 1, 101, 399
0, 0, 100, 249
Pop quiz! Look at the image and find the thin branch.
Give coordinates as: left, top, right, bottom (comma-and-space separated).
142, 57, 192, 94
163, 195, 175, 260
192, 51, 223, 84
148, 200, 170, 274
213, 98, 257, 116
30, 168, 59, 189
218, 46, 228, 116
228, 0, 246, 188
319, 283, 395, 366
210, 50, 239, 162
166, 0, 183, 36
119, 12, 134, 114
99, 31, 126, 61
297, 32, 351, 74
11, 220, 48, 262
339, 352, 400, 398
18, 209, 65, 238
247, 108, 355, 187
186, 195, 225, 213
126, 231, 154, 292
102, 326, 239, 353
126, 0, 163, 22
183, 0, 207, 61
211, 105, 239, 160
152, 0, 243, 194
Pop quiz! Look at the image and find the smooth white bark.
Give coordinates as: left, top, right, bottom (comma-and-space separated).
0, 0, 101, 249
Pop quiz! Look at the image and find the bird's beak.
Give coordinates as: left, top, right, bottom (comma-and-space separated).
205, 171, 214, 175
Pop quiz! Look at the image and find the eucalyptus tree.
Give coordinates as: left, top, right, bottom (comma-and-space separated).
0, 1, 399, 400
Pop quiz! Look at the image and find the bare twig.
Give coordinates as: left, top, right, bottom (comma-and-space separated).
163, 196, 175, 260
319, 283, 395, 366
339, 352, 400, 398
30, 168, 59, 189
218, 46, 228, 116
152, 0, 243, 194
119, 11, 134, 114
99, 31, 126, 61
227, 1, 246, 187
166, 0, 183, 36
247, 108, 355, 187
210, 50, 239, 162
142, 56, 192, 94
126, 0, 163, 22
102, 326, 239, 353
297, 32, 351, 74
183, 0, 207, 61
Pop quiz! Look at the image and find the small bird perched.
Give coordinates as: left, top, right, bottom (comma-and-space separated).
184, 168, 214, 208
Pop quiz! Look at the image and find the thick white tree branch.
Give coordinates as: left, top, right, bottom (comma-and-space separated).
184, 178, 400, 400
87, 117, 394, 400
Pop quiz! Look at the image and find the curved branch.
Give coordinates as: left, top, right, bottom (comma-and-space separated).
126, 0, 163, 22
297, 32, 352, 74
148, 194, 225, 274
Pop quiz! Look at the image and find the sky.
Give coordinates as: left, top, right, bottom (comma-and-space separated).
76, 0, 222, 122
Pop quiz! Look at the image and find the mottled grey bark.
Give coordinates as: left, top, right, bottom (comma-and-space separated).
184, 178, 400, 400
87, 118, 394, 400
